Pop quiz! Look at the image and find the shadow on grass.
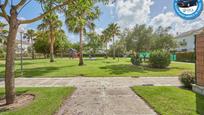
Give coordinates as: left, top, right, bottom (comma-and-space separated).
196, 93, 204, 114
16, 66, 62, 78
100, 64, 183, 75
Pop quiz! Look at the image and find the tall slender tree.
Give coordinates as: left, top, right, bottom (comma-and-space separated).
0, 0, 72, 105
65, 0, 100, 66
0, 0, 108, 105
107, 23, 120, 60
101, 29, 111, 58
25, 29, 35, 59
38, 13, 62, 62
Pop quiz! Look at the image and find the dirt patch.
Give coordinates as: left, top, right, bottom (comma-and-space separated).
0, 94, 35, 112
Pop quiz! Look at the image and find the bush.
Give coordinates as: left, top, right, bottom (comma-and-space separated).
131, 52, 142, 65
149, 50, 171, 68
179, 71, 195, 89
176, 52, 195, 63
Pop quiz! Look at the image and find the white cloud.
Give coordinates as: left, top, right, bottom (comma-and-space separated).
162, 6, 167, 12
114, 0, 204, 35
115, 0, 154, 29
149, 11, 204, 35
95, 27, 103, 34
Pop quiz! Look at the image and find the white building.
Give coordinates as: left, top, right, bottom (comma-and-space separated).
176, 28, 204, 52
15, 40, 32, 54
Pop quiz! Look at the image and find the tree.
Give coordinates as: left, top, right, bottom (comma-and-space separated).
37, 1, 63, 62
86, 32, 102, 56
65, 0, 100, 66
55, 30, 71, 57
126, 24, 153, 52
109, 40, 126, 61
0, 0, 108, 105
107, 23, 120, 60
151, 26, 177, 51
25, 29, 35, 59
71, 43, 80, 51
34, 31, 49, 58
0, 0, 73, 105
101, 28, 112, 58
38, 14, 62, 62
34, 30, 70, 58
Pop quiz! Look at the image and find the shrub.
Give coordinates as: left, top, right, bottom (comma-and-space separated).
149, 50, 171, 68
179, 71, 195, 89
176, 52, 195, 63
131, 52, 142, 66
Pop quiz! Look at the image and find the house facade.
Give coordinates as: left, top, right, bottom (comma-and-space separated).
176, 28, 204, 52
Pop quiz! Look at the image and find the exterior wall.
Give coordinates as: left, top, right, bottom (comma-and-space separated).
176, 34, 195, 52
195, 34, 204, 86
193, 33, 204, 96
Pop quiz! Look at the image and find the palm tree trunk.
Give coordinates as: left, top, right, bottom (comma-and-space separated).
105, 42, 108, 59
5, 14, 19, 105
50, 27, 55, 62
113, 35, 116, 60
31, 37, 35, 60
79, 27, 84, 66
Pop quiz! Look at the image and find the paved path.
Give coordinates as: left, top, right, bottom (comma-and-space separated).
0, 77, 181, 115
0, 77, 181, 87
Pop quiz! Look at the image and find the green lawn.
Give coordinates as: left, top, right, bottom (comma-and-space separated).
0, 87, 75, 115
132, 86, 204, 115
0, 58, 195, 77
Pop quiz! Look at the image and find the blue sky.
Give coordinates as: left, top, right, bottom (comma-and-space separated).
2, 0, 204, 42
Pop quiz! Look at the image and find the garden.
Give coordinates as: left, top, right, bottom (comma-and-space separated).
0, 57, 195, 77
0, 0, 203, 115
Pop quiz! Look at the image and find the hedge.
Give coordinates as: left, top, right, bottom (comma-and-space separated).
176, 52, 195, 63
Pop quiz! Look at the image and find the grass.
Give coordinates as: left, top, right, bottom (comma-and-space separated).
0, 58, 195, 77
0, 87, 75, 115
132, 86, 204, 115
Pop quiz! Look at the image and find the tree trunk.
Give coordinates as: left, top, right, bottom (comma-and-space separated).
31, 38, 35, 60
113, 36, 116, 60
50, 27, 55, 62
79, 27, 84, 66
50, 40, 55, 62
61, 49, 63, 58
5, 15, 19, 105
105, 42, 108, 59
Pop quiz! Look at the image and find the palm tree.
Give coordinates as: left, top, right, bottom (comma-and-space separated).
107, 23, 120, 60
86, 32, 101, 56
0, 0, 76, 105
65, 0, 100, 66
101, 29, 112, 58
25, 29, 35, 59
38, 13, 62, 62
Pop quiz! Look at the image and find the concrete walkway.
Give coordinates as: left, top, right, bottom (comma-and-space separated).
0, 77, 181, 115
0, 77, 181, 87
